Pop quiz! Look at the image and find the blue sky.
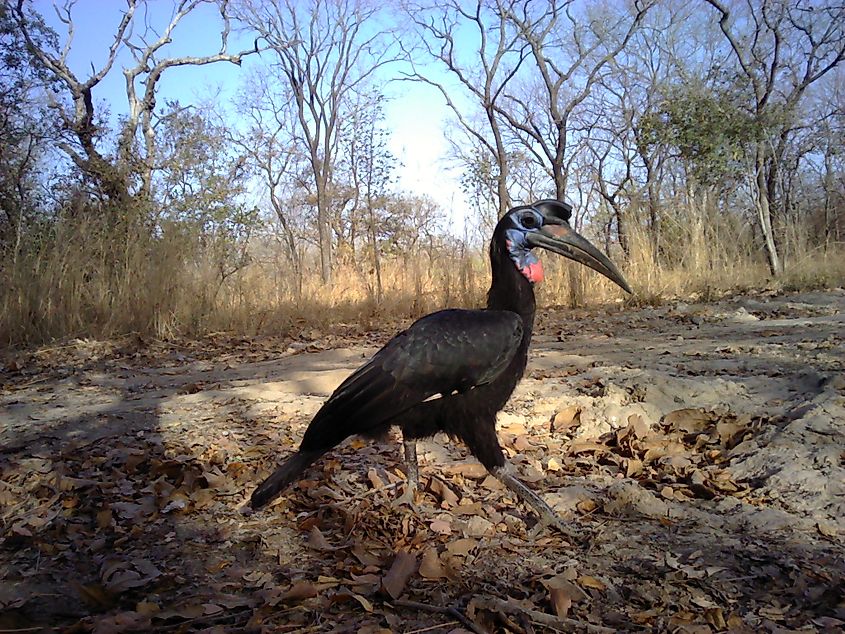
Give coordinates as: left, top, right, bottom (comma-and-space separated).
32, 0, 467, 221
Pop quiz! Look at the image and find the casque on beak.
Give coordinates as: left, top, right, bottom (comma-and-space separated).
525, 217, 632, 293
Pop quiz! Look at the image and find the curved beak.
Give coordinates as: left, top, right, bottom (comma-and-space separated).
525, 220, 632, 293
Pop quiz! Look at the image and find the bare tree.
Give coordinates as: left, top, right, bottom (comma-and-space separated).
405, 0, 529, 218
12, 0, 259, 221
339, 93, 396, 303
590, 2, 692, 263
499, 0, 654, 200
590, 136, 634, 258
703, 0, 845, 275
233, 69, 305, 295
236, 0, 398, 284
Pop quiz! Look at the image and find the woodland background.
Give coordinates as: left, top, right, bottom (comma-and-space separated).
2, 0, 844, 348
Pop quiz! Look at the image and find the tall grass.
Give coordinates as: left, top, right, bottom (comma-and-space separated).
0, 216, 487, 347
1, 208, 843, 349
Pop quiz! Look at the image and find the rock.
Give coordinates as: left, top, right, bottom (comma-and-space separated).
604, 481, 670, 519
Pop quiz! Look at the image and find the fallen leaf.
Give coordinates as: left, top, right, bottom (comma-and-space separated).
351, 592, 374, 612
567, 440, 607, 455
543, 574, 587, 619
704, 607, 727, 629
367, 468, 385, 489
512, 435, 534, 451
135, 602, 160, 616
350, 573, 381, 586
242, 570, 274, 588
462, 515, 493, 538
626, 458, 643, 477
445, 538, 478, 556
429, 478, 459, 506
576, 498, 598, 514
453, 502, 483, 516
92, 611, 150, 634
381, 551, 417, 599
481, 474, 505, 490
419, 548, 447, 579
442, 462, 487, 479
577, 576, 606, 591
190, 488, 215, 509
552, 405, 581, 432
281, 581, 318, 602
75, 583, 115, 609
96, 508, 113, 529
716, 419, 748, 448
664, 408, 713, 433
352, 543, 383, 567
548, 589, 571, 618
627, 413, 649, 437
308, 526, 333, 551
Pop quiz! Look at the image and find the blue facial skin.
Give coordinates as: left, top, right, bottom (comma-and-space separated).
505, 227, 539, 272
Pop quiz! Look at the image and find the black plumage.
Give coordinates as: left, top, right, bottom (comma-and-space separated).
250, 200, 631, 529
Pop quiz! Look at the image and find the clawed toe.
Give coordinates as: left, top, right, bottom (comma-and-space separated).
392, 481, 419, 510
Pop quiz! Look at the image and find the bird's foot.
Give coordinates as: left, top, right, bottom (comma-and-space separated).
391, 482, 419, 511
527, 510, 570, 540
403, 440, 420, 489
393, 439, 421, 510
491, 463, 576, 540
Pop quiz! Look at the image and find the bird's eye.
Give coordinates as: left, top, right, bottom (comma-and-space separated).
521, 213, 538, 229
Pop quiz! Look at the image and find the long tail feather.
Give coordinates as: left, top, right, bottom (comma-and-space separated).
250, 450, 322, 509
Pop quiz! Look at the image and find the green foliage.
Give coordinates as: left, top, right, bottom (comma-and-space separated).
154, 102, 261, 284
640, 83, 759, 187
459, 146, 501, 229
156, 102, 259, 240
0, 3, 58, 249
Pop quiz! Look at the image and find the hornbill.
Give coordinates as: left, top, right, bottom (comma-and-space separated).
250, 200, 631, 530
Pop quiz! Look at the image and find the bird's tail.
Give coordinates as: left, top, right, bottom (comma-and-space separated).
250, 450, 322, 509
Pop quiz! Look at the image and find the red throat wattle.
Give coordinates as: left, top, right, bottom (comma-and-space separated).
520, 260, 544, 283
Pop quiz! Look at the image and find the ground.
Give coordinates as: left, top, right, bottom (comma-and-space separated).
1, 290, 843, 633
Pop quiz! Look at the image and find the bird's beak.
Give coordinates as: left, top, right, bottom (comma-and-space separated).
525, 221, 632, 293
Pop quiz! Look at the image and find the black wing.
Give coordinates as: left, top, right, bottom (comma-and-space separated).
299, 309, 523, 452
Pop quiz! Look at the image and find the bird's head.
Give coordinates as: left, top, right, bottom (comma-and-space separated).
495, 199, 632, 293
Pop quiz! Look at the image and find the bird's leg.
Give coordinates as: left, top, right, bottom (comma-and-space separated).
490, 463, 569, 535
403, 439, 419, 492
393, 439, 419, 508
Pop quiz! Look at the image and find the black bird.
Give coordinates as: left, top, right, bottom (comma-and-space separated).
250, 200, 631, 529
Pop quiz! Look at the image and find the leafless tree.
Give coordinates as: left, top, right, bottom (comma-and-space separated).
233, 69, 305, 295
589, 2, 691, 262
703, 0, 845, 275
337, 92, 396, 303
499, 0, 654, 200
12, 0, 259, 222
235, 0, 398, 284
404, 0, 529, 218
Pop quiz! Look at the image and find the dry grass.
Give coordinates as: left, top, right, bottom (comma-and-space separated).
1, 211, 843, 349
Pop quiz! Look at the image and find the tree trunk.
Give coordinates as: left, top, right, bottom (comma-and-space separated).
644, 159, 660, 265
318, 205, 332, 284
315, 170, 333, 284
367, 198, 383, 304
754, 149, 783, 276
488, 106, 511, 218
615, 204, 630, 259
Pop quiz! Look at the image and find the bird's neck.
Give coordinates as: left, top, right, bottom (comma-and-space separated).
486, 238, 537, 340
